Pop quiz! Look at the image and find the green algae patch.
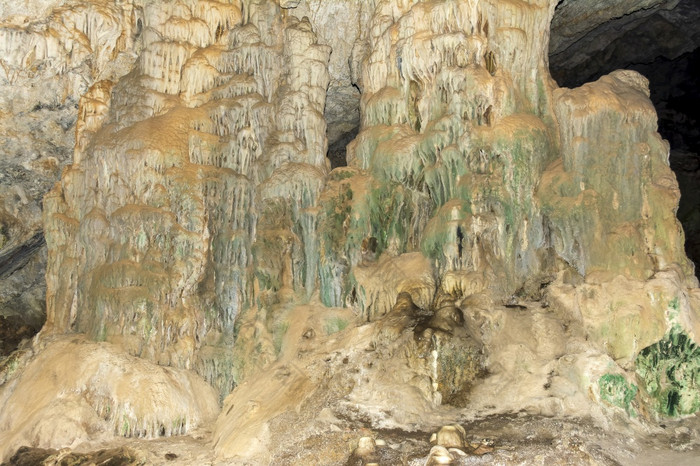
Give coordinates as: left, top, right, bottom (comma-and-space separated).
598, 374, 637, 415
635, 328, 700, 417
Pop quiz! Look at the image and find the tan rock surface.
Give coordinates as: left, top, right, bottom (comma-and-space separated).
0, 0, 698, 464
0, 335, 218, 462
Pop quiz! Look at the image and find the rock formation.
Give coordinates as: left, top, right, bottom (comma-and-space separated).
549, 0, 700, 277
41, 0, 331, 400
0, 0, 699, 464
0, 0, 140, 341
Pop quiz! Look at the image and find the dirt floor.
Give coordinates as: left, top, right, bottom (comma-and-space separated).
4, 412, 698, 465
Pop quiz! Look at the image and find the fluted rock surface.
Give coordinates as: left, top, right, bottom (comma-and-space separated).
0, 0, 698, 463
42, 0, 330, 398
0, 0, 140, 333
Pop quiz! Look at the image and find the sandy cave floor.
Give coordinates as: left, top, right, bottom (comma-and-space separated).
3, 412, 699, 465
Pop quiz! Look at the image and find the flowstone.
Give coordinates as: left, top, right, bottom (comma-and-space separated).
0, 336, 218, 461
43, 0, 330, 398
1, 0, 700, 463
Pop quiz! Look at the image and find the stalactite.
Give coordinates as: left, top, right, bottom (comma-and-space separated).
41, 1, 330, 402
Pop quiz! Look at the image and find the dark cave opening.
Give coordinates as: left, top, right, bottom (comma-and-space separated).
327, 125, 359, 169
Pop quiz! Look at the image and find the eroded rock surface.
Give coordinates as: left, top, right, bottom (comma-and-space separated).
0, 335, 218, 461
0, 0, 698, 464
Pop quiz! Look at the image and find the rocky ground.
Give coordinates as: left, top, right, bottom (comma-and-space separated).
4, 413, 699, 465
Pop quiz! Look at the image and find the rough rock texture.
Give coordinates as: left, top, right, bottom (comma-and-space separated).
549, 0, 696, 87
0, 0, 699, 464
549, 0, 680, 63
7, 414, 700, 466
43, 0, 330, 399
0, 335, 218, 462
0, 0, 141, 345
7, 446, 143, 466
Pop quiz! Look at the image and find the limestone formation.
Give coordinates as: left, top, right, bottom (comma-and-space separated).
43, 0, 330, 399
0, 335, 218, 459
0, 0, 698, 464
0, 0, 140, 340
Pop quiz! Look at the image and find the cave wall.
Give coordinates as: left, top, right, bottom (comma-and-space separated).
0, 0, 699, 461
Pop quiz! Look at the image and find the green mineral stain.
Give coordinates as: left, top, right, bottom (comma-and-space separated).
328, 168, 355, 182
172, 416, 185, 431
140, 317, 152, 340
368, 183, 411, 254
273, 321, 289, 354
318, 181, 355, 307
324, 317, 348, 335
136, 230, 147, 249
669, 297, 680, 311
0, 350, 24, 383
635, 328, 700, 417
97, 323, 107, 342
598, 373, 637, 415
321, 184, 352, 254
668, 297, 680, 320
